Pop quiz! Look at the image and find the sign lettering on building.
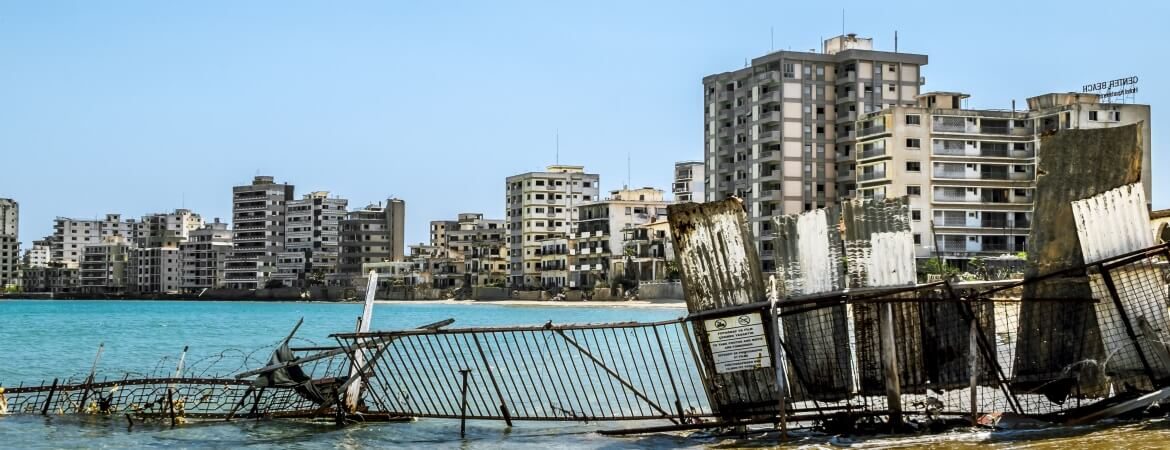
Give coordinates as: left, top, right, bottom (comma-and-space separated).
1082, 76, 1139, 101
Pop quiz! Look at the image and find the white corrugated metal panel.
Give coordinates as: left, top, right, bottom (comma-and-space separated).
1072, 183, 1152, 262
867, 232, 917, 287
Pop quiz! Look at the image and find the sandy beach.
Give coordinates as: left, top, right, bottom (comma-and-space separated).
373, 298, 687, 308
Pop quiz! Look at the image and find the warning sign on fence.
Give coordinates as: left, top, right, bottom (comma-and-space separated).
703, 312, 771, 374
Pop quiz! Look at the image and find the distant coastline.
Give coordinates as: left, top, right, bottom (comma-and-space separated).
0, 294, 686, 308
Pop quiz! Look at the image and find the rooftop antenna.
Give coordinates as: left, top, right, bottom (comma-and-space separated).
627, 152, 631, 190
770, 26, 774, 51
841, 9, 845, 37
555, 129, 559, 165
895, 30, 898, 52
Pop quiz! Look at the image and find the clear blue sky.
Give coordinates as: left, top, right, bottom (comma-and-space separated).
2, 1, 1165, 248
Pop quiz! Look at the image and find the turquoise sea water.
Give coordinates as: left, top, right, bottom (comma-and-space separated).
0, 299, 695, 449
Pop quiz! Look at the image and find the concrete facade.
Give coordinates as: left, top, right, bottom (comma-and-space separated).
570, 187, 672, 288
180, 219, 233, 293
226, 176, 295, 289
131, 246, 181, 293
853, 91, 1151, 265
444, 213, 507, 287
703, 34, 927, 271
50, 214, 138, 269
0, 198, 18, 288
277, 191, 348, 287
79, 236, 132, 294
338, 198, 406, 275
506, 165, 600, 287
24, 238, 50, 269
672, 161, 705, 203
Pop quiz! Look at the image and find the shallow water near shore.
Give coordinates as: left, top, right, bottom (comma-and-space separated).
2, 299, 1168, 449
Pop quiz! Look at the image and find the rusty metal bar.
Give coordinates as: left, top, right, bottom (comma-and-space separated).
41, 378, 57, 416
653, 326, 685, 423
459, 369, 470, 438
1100, 265, 1159, 383
472, 334, 513, 427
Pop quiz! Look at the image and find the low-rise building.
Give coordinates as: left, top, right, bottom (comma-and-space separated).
570, 188, 672, 288
24, 238, 51, 269
22, 265, 79, 293
444, 213, 507, 287
620, 218, 675, 282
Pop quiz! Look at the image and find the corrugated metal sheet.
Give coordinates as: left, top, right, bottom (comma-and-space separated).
1073, 183, 1170, 386
773, 208, 844, 295
840, 197, 913, 288
1073, 183, 1154, 261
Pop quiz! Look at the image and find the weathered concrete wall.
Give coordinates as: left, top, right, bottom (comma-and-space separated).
472, 287, 510, 300
512, 290, 542, 301
1016, 123, 1143, 398
637, 282, 684, 300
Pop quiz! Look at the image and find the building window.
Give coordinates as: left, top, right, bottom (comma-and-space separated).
1014, 165, 1028, 173
889, 64, 897, 72
887, 84, 896, 92
1089, 111, 1098, 121
905, 115, 921, 125
816, 66, 824, 77
911, 210, 922, 221
907, 185, 922, 196
906, 161, 921, 172
782, 63, 795, 78
906, 138, 921, 148
913, 233, 922, 245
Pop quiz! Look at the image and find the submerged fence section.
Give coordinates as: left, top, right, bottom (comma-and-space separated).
332, 320, 712, 422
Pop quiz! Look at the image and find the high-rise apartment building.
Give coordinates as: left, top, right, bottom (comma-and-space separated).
226, 176, 295, 289
703, 34, 927, 270
570, 188, 672, 288
853, 91, 1151, 265
276, 191, 348, 287
50, 214, 138, 268
505, 165, 600, 287
0, 198, 18, 288
180, 219, 233, 293
429, 219, 460, 258
337, 198, 406, 275
672, 161, 705, 203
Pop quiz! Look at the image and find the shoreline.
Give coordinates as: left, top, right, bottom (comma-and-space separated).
373, 298, 687, 308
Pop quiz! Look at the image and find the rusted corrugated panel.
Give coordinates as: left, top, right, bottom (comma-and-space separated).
1073, 184, 1170, 388
773, 207, 845, 295
1015, 125, 1143, 400
840, 197, 913, 288
668, 200, 777, 416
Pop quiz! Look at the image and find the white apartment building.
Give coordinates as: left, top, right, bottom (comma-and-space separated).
180, 219, 233, 293
134, 209, 204, 248
131, 246, 181, 293
672, 161, 705, 203
24, 238, 51, 269
853, 91, 1151, 265
276, 191, 348, 287
570, 187, 672, 288
51, 214, 139, 269
704, 34, 927, 271
506, 165, 600, 287
226, 176, 295, 289
0, 198, 18, 287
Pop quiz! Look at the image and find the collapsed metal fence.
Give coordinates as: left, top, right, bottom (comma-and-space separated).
332, 320, 712, 423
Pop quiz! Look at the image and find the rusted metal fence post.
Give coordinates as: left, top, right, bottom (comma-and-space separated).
968, 316, 979, 426
472, 334, 513, 427
41, 378, 57, 416
459, 369, 471, 438
878, 303, 902, 428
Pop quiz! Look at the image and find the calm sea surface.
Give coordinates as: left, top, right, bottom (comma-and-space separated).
1, 299, 1168, 449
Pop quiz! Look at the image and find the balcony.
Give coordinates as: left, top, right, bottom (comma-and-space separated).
858, 125, 886, 137
858, 146, 886, 160
858, 171, 886, 182
758, 90, 781, 103
754, 130, 781, 143
757, 110, 781, 124
836, 92, 857, 104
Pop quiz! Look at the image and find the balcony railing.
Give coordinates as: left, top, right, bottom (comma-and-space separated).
858, 171, 886, 182
858, 125, 886, 137
859, 147, 886, 159
980, 125, 1010, 134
